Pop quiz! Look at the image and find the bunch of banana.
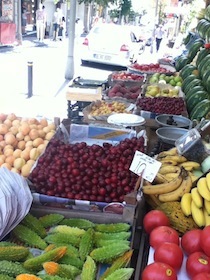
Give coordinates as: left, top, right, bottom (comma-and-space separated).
180, 172, 210, 227
143, 147, 201, 206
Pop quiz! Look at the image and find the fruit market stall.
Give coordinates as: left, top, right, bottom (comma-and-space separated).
1, 5, 210, 279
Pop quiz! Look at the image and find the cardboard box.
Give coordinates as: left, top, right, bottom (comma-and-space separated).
29, 120, 146, 224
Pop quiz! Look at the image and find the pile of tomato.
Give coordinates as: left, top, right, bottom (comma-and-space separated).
142, 210, 210, 280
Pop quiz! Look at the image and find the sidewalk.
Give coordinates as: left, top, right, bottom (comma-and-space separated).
0, 35, 72, 121
0, 35, 182, 122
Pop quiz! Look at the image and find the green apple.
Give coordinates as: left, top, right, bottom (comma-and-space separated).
169, 79, 176, 86
174, 76, 182, 83
176, 81, 182, 87
159, 74, 166, 80
164, 76, 170, 83
149, 77, 159, 84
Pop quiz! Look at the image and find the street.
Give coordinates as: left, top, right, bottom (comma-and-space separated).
0, 35, 176, 120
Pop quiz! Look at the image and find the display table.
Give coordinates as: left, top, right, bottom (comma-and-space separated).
66, 84, 103, 121
0, 22, 16, 45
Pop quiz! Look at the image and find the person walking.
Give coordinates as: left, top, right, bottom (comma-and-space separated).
21, 4, 27, 35
155, 25, 165, 52
36, 4, 46, 42
52, 7, 62, 41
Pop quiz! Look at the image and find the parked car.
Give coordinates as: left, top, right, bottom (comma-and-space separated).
80, 23, 145, 67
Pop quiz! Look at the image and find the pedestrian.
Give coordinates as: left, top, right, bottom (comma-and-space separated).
52, 7, 62, 41
155, 25, 165, 52
36, 4, 46, 42
58, 16, 66, 41
21, 4, 27, 35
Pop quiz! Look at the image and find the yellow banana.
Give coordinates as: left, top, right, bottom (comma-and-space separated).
160, 155, 187, 163
197, 177, 210, 201
179, 161, 200, 171
158, 171, 192, 202
159, 165, 181, 175
188, 172, 199, 183
204, 208, 210, 226
191, 201, 205, 227
142, 168, 183, 195
206, 172, 210, 191
165, 173, 179, 181
157, 147, 178, 158
180, 192, 192, 217
191, 187, 203, 208
154, 173, 169, 184
204, 199, 210, 215
158, 159, 178, 166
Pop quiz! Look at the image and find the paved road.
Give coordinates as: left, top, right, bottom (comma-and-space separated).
0, 35, 178, 121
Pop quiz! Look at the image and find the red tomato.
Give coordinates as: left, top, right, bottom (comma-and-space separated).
186, 251, 210, 278
200, 226, 210, 256
141, 262, 177, 280
154, 242, 184, 271
192, 272, 210, 280
181, 229, 203, 256
149, 226, 179, 249
143, 210, 170, 234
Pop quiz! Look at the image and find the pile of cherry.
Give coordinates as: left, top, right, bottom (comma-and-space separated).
28, 136, 145, 203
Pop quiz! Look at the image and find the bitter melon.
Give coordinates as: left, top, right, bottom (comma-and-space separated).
43, 261, 80, 279
157, 201, 199, 236
79, 228, 94, 261
0, 246, 29, 261
95, 239, 130, 248
90, 243, 130, 263
21, 214, 47, 238
39, 214, 65, 228
0, 260, 29, 277
40, 275, 69, 280
81, 256, 96, 280
59, 218, 95, 230
45, 244, 79, 258
0, 274, 14, 280
59, 255, 84, 269
16, 274, 42, 280
0, 241, 18, 247
104, 268, 134, 280
100, 250, 133, 280
49, 225, 85, 237
12, 225, 48, 250
94, 231, 131, 241
95, 223, 130, 233
44, 233, 80, 248
23, 246, 67, 271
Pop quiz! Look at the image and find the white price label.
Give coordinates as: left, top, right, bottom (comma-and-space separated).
129, 151, 162, 182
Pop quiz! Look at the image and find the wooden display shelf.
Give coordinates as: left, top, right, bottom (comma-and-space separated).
66, 86, 103, 102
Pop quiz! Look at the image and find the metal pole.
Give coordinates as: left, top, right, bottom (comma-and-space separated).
65, 0, 77, 80
27, 61, 33, 98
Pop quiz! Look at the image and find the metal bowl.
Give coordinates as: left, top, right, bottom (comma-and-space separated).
155, 114, 192, 129
156, 127, 189, 145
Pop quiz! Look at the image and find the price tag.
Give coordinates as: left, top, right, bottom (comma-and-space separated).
129, 151, 162, 182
